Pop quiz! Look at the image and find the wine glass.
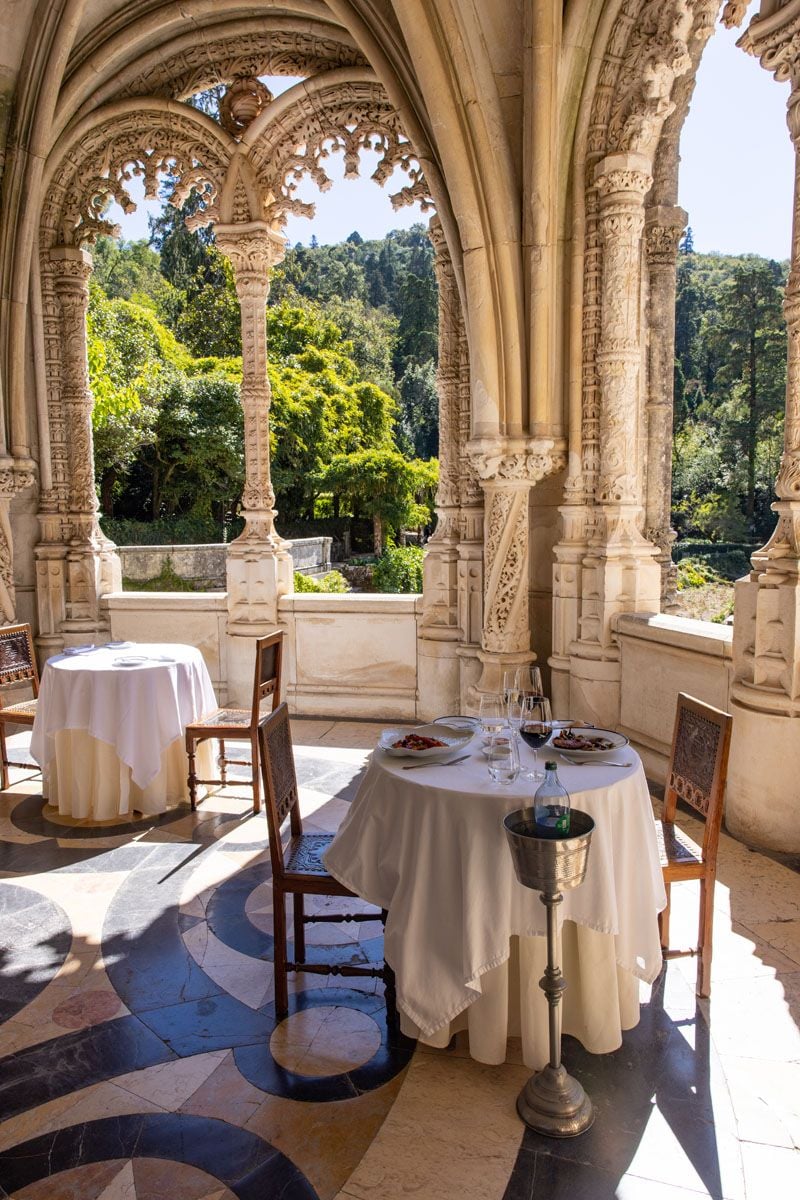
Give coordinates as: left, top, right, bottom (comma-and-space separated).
486, 730, 519, 785
518, 695, 553, 780
516, 665, 544, 700
502, 669, 520, 709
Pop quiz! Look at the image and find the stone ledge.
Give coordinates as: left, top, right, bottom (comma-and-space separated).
614, 611, 733, 657
279, 593, 423, 615
102, 591, 228, 610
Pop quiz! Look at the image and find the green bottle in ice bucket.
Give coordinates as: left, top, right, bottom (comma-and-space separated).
533, 761, 570, 837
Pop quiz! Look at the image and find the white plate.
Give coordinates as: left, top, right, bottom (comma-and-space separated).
379, 723, 474, 759
113, 656, 150, 667
63, 645, 95, 656
106, 641, 132, 649
549, 727, 629, 762
432, 715, 480, 732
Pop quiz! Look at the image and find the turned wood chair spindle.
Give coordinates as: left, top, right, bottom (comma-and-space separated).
655, 693, 733, 998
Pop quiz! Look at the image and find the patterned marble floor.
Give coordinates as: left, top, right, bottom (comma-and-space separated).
0, 719, 797, 1200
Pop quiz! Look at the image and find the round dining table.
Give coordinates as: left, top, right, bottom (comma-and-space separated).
30, 642, 217, 820
324, 733, 667, 1069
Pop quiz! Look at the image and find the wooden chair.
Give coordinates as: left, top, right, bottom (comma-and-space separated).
185, 631, 283, 814
0, 623, 40, 791
655, 693, 733, 998
258, 702, 392, 1019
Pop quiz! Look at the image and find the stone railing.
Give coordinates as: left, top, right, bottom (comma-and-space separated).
101, 589, 421, 717
614, 612, 733, 782
117, 536, 332, 589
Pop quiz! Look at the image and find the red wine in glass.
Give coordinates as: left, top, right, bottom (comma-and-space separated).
520, 722, 550, 750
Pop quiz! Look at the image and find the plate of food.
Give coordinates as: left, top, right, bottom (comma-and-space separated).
550, 727, 629, 762
378, 723, 474, 759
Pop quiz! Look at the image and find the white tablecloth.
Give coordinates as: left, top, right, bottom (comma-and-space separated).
324, 741, 667, 1068
30, 643, 218, 819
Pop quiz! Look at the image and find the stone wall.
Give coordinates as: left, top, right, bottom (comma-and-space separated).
118, 537, 332, 589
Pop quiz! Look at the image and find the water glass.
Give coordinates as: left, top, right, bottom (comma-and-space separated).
479, 693, 506, 738
486, 731, 519, 785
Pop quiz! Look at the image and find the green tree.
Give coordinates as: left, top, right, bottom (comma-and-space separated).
318, 449, 437, 553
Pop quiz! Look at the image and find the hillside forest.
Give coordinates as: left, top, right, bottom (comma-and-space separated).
88, 208, 788, 608
90, 214, 440, 557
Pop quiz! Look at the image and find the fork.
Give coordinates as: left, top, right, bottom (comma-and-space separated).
559, 755, 633, 768
402, 754, 471, 771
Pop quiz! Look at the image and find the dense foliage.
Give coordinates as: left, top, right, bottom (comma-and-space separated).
89, 219, 439, 545
372, 545, 425, 594
673, 244, 787, 543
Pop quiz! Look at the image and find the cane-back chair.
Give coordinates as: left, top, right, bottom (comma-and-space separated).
185, 631, 283, 814
655, 693, 733, 998
258, 702, 392, 1019
0, 623, 41, 790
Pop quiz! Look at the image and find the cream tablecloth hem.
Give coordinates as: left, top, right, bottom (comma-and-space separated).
43, 728, 214, 819
402, 927, 643, 1070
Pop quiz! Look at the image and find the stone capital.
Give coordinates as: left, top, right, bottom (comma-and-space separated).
50, 246, 93, 295
594, 153, 653, 204
467, 438, 566, 486
215, 221, 287, 284
645, 205, 688, 266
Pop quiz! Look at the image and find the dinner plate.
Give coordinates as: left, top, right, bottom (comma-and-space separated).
63, 645, 95, 656
106, 641, 132, 649
379, 723, 474, 759
432, 715, 480, 732
549, 726, 629, 762
113, 656, 150, 667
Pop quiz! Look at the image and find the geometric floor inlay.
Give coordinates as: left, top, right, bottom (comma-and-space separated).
1, 719, 798, 1200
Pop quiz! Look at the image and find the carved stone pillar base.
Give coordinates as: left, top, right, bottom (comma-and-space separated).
61, 533, 121, 641
226, 539, 293, 634
728, 501, 800, 851
569, 506, 661, 727
418, 524, 461, 720
549, 502, 590, 719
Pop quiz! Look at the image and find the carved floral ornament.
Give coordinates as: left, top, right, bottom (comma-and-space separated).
44, 75, 431, 249
468, 441, 567, 485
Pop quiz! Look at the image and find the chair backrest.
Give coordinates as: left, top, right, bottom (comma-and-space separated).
664, 693, 733, 864
0, 624, 39, 697
251, 630, 284, 724
258, 702, 301, 883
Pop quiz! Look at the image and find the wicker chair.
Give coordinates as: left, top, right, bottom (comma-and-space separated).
258, 702, 392, 1019
655, 693, 733, 998
185, 631, 283, 814
0, 623, 41, 790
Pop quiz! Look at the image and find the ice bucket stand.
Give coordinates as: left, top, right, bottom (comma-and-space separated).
503, 807, 596, 1137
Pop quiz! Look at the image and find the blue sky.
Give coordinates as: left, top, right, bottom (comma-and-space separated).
114, 21, 794, 257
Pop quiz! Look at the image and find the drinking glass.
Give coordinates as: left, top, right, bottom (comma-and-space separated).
516, 665, 544, 700
479, 693, 506, 739
486, 730, 519, 785
518, 694, 553, 780
502, 669, 520, 709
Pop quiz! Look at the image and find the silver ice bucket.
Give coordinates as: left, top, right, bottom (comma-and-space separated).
503, 808, 595, 893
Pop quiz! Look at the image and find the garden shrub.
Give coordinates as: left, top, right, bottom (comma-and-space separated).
372, 545, 424, 594
293, 570, 349, 593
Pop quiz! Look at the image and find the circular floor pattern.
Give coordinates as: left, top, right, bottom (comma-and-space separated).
9, 793, 187, 840
0, 1113, 318, 1200
270, 1004, 383, 1076
0, 883, 71, 1023
235, 986, 415, 1103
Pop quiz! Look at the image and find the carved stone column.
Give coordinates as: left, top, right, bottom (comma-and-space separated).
468, 441, 563, 700
570, 154, 661, 728
455, 327, 485, 707
50, 246, 121, 639
727, 6, 800, 851
0, 461, 36, 623
645, 205, 686, 610
214, 221, 293, 645
418, 217, 462, 718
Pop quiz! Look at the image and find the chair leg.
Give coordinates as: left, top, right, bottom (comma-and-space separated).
274, 887, 289, 1020
187, 740, 197, 812
381, 909, 397, 1018
659, 881, 672, 951
250, 733, 261, 814
293, 893, 306, 963
0, 726, 9, 792
697, 876, 715, 999
218, 739, 227, 785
